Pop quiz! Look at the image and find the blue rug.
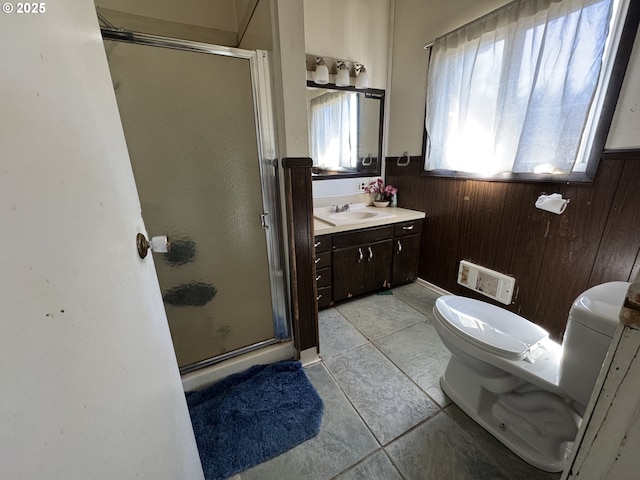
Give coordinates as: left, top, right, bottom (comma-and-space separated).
186, 360, 324, 480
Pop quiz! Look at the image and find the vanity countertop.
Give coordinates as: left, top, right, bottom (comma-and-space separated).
314, 206, 426, 235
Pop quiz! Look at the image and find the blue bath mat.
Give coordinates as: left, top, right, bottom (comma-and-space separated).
186, 360, 323, 480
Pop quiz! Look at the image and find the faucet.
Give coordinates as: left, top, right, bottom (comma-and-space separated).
333, 203, 350, 213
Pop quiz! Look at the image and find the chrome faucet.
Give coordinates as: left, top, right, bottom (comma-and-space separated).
333, 203, 350, 213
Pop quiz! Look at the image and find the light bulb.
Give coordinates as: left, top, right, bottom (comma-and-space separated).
355, 64, 369, 89
335, 62, 350, 87
314, 58, 329, 85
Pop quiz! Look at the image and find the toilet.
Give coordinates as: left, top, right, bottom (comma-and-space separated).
432, 281, 631, 472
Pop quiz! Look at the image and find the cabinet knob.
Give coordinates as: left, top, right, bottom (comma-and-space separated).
317, 294, 323, 301
315, 257, 321, 264
314, 241, 321, 248
316, 274, 322, 281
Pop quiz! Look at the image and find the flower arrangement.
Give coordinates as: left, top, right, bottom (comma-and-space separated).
364, 178, 398, 202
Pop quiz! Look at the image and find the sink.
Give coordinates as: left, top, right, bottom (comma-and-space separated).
330, 211, 378, 221
314, 204, 396, 226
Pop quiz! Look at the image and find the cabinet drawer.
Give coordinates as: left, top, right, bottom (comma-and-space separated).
333, 225, 394, 249
315, 251, 332, 270
394, 220, 423, 237
315, 267, 332, 288
316, 286, 332, 309
314, 235, 332, 253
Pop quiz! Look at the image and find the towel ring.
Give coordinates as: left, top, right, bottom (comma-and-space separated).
362, 154, 372, 166
397, 152, 410, 167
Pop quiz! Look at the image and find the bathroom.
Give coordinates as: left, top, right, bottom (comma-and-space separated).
3, 0, 640, 478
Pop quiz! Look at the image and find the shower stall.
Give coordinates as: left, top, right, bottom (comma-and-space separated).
102, 30, 290, 374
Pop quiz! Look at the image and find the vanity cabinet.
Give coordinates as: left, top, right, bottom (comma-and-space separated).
392, 220, 423, 286
333, 225, 394, 302
314, 219, 423, 308
314, 235, 333, 309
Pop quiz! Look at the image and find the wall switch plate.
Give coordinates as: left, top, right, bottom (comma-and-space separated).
357, 181, 367, 193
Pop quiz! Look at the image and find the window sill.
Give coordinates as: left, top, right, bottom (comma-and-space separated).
420, 168, 595, 184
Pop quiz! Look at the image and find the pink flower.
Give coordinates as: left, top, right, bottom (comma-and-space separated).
364, 178, 398, 200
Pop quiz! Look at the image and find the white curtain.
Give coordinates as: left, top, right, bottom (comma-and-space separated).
425, 0, 613, 175
310, 91, 358, 170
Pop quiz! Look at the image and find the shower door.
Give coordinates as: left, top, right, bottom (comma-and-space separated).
103, 34, 288, 372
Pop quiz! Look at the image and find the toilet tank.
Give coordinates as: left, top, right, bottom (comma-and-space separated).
558, 281, 630, 409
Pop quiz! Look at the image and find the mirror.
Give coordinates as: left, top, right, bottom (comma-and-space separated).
306, 81, 384, 179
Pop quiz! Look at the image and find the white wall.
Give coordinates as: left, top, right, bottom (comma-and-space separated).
387, 0, 640, 155
304, 0, 391, 90
606, 29, 640, 149
239, 0, 272, 49
96, 0, 237, 31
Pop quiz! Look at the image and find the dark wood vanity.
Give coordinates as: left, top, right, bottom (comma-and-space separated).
314, 218, 423, 309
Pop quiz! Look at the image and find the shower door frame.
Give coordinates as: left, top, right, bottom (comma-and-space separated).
101, 29, 291, 374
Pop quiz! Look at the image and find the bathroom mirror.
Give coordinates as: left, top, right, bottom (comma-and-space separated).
306, 81, 384, 179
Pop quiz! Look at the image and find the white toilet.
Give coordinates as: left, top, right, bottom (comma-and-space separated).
432, 281, 630, 472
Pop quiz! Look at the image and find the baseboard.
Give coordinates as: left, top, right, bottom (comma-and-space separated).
415, 277, 452, 296
299, 347, 321, 367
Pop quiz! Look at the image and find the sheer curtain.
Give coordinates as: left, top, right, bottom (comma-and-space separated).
425, 0, 613, 175
310, 91, 358, 170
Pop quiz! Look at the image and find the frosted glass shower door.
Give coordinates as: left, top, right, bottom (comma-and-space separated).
104, 39, 281, 369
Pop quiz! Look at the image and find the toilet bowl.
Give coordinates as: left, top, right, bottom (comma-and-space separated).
432, 281, 630, 472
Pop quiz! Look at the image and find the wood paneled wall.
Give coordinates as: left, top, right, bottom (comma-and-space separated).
386, 150, 640, 340
283, 157, 319, 356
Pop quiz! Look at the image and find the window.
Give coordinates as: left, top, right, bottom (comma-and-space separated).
423, 0, 638, 181
310, 90, 359, 171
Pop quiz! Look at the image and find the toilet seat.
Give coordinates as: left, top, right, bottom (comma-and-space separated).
434, 296, 549, 361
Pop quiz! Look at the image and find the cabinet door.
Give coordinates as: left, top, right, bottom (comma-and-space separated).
333, 245, 366, 301
392, 234, 421, 285
363, 239, 393, 292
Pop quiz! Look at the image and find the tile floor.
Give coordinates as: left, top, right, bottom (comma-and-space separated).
240, 283, 561, 480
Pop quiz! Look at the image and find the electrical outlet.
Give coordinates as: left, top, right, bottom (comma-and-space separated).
357, 181, 367, 193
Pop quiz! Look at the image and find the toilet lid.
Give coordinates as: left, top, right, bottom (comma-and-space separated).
435, 296, 549, 360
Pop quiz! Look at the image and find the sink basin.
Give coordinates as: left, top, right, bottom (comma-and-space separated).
314, 204, 396, 226
329, 211, 378, 221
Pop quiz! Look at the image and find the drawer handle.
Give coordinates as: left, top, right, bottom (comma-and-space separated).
317, 294, 323, 301
402, 225, 414, 230
358, 247, 364, 263
314, 241, 321, 248
315, 257, 321, 264
316, 274, 322, 281
397, 240, 403, 254
368, 246, 374, 261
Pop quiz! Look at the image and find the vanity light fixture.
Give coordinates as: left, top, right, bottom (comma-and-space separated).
314, 57, 330, 85
335, 61, 350, 87
354, 63, 369, 89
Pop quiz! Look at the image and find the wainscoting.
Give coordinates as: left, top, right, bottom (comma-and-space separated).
386, 149, 640, 339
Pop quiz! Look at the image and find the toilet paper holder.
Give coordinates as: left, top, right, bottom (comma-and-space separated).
535, 193, 570, 215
